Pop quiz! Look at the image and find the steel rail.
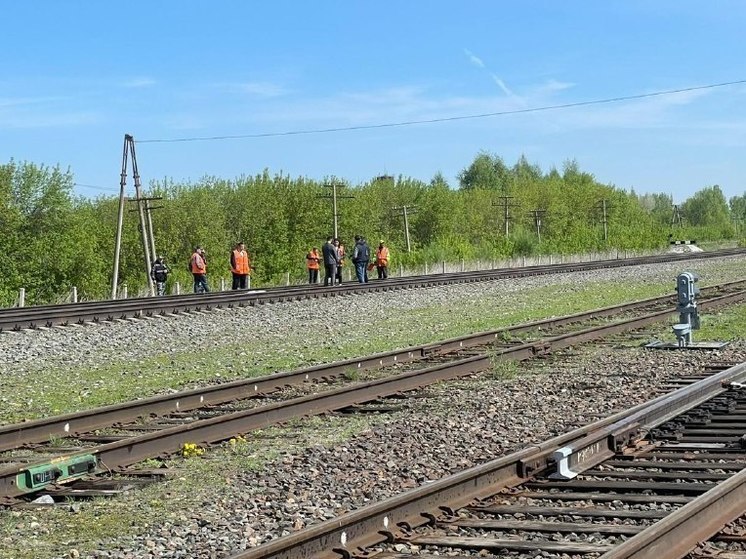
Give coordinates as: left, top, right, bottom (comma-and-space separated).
2, 280, 743, 452
598, 467, 746, 559
2, 288, 745, 501
1, 249, 742, 331
227, 361, 746, 559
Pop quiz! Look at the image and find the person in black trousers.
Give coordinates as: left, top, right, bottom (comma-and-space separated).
321, 236, 340, 286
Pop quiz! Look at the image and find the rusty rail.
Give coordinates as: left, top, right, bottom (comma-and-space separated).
2, 288, 745, 501
227, 361, 746, 559
2, 249, 742, 331
599, 468, 746, 559
3, 280, 744, 453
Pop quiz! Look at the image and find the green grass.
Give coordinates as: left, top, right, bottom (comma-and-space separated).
692, 306, 746, 341
0, 413, 385, 559
3, 261, 745, 424
0, 264, 746, 559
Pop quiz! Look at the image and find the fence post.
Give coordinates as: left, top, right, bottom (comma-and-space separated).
175, 282, 181, 295
71, 287, 78, 303
460, 259, 465, 272
399, 263, 404, 277
17, 288, 25, 308
220, 278, 226, 291
424, 262, 428, 275
285, 272, 290, 286
522, 256, 526, 267
441, 261, 446, 274
248, 276, 252, 290
122, 284, 128, 299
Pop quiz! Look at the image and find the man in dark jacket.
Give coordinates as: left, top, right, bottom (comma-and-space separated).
321, 236, 339, 287
150, 256, 170, 296
351, 235, 370, 283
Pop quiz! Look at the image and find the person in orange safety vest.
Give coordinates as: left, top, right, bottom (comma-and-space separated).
230, 242, 251, 290
191, 246, 209, 293
306, 247, 321, 284
375, 240, 390, 279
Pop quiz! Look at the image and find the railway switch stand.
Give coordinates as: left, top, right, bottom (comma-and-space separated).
673, 271, 700, 347
647, 271, 728, 350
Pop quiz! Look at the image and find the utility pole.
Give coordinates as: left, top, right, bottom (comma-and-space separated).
671, 204, 683, 228
392, 205, 417, 252
318, 181, 354, 239
597, 199, 610, 242
492, 196, 518, 237
527, 209, 547, 243
112, 134, 161, 298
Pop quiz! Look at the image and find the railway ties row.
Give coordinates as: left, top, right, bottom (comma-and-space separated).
2, 282, 746, 505
2, 248, 743, 333
230, 370, 746, 559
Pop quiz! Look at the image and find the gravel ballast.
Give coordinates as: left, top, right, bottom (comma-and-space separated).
1, 255, 745, 423
0, 254, 745, 558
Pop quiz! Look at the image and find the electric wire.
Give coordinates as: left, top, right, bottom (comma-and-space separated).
136, 79, 746, 144
74, 182, 119, 192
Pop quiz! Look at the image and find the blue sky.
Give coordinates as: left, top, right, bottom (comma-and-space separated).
2, 1, 746, 201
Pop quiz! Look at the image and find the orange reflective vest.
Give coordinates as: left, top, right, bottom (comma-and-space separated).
231, 249, 250, 275
306, 250, 320, 270
190, 252, 206, 274
376, 246, 390, 266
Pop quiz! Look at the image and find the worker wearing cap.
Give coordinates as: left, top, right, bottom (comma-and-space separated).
150, 256, 170, 296
375, 240, 390, 279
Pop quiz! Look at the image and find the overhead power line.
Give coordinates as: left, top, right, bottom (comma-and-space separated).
74, 182, 120, 192
136, 79, 746, 144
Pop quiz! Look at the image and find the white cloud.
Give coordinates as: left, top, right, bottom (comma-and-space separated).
0, 109, 101, 129
491, 74, 514, 97
238, 81, 288, 97
213, 81, 288, 98
121, 77, 157, 88
540, 79, 575, 93
463, 48, 485, 68
0, 96, 66, 108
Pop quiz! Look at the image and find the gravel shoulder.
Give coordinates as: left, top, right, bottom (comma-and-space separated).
0, 254, 745, 558
1, 255, 744, 424
3, 341, 744, 559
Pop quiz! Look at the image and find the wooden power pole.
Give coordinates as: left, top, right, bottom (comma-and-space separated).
319, 181, 354, 239
597, 199, 610, 242
527, 209, 547, 243
493, 196, 518, 237
392, 205, 417, 252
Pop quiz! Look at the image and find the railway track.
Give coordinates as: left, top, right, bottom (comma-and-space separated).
228, 363, 746, 559
1, 248, 743, 332
2, 279, 745, 504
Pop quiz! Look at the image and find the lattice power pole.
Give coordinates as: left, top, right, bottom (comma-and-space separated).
112, 134, 160, 298
493, 196, 518, 237
392, 205, 417, 252
528, 209, 547, 243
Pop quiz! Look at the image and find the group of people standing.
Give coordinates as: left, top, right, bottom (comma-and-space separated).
353, 237, 391, 282
307, 237, 390, 284
306, 237, 345, 286
149, 237, 390, 297
188, 243, 252, 294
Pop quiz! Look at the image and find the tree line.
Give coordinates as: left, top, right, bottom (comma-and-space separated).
0, 153, 742, 306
